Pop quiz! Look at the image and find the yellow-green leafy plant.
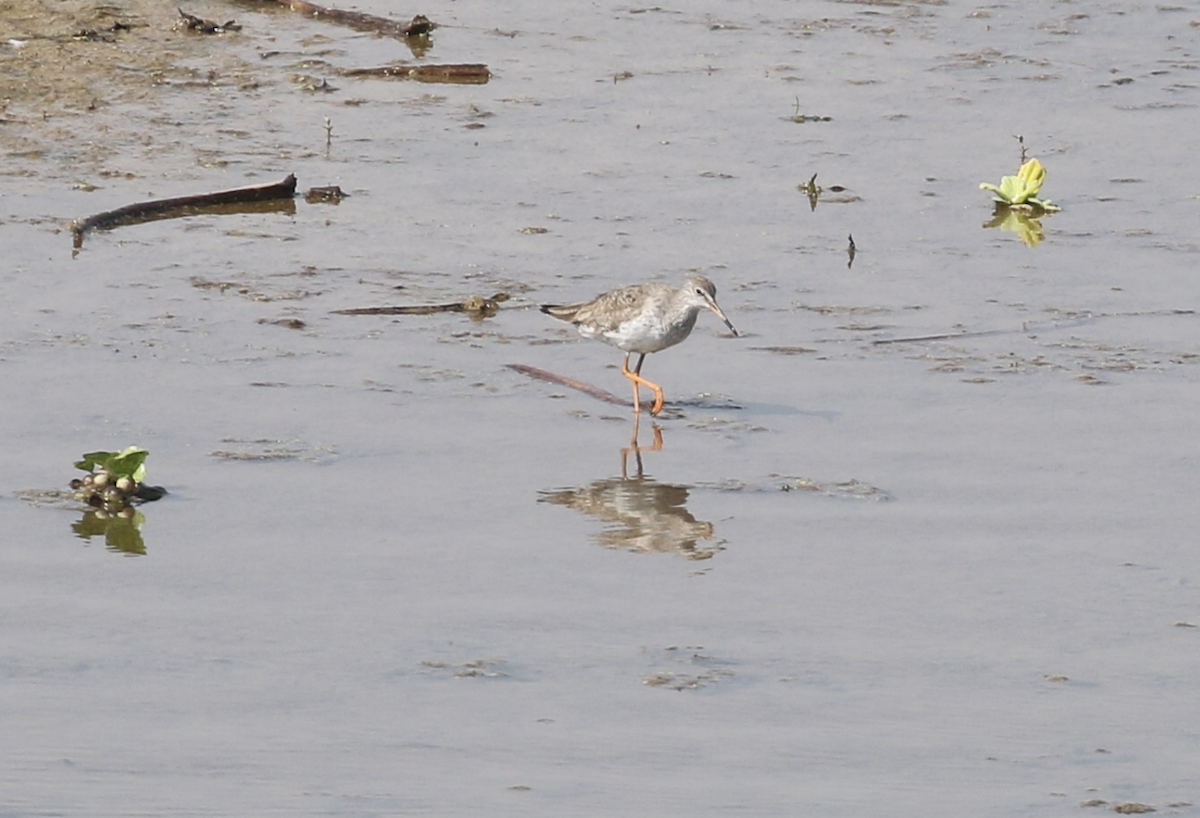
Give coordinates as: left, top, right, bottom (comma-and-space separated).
980, 158, 1060, 211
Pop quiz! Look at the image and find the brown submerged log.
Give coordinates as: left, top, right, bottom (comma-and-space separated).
71, 174, 297, 247
248, 1, 436, 39
342, 64, 491, 84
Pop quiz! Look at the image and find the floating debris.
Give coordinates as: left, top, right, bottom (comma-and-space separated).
695, 476, 890, 502
776, 476, 889, 501
175, 9, 241, 34
786, 98, 832, 123
419, 659, 510, 679
72, 21, 133, 41
305, 185, 347, 203
642, 646, 735, 690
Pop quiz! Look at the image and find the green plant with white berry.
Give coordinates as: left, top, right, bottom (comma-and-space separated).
71, 447, 150, 512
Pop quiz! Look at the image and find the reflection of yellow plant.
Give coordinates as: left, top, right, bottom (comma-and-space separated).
980, 158, 1060, 210
983, 207, 1045, 248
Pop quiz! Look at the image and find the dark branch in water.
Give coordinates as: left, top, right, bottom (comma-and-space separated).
71, 174, 297, 247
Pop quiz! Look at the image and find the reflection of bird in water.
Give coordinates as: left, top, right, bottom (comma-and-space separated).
540, 477, 721, 560
540, 277, 737, 416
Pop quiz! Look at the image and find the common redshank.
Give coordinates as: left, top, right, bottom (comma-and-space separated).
540, 276, 737, 415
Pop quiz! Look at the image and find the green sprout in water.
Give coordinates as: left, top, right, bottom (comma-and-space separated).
979, 158, 1060, 211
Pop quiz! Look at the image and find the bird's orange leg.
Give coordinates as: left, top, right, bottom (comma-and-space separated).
622, 353, 641, 414
622, 353, 665, 415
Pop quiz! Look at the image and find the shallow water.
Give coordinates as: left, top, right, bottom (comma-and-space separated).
3, 0, 1200, 815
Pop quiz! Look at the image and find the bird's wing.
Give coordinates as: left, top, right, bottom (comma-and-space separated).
567, 285, 657, 333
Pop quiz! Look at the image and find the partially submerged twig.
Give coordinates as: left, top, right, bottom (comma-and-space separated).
71, 174, 298, 247
507, 363, 630, 408
332, 293, 509, 318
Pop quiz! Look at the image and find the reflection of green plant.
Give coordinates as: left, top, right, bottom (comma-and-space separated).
72, 510, 147, 555
980, 158, 1060, 211
983, 208, 1046, 248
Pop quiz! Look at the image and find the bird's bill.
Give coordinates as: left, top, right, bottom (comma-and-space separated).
704, 297, 738, 337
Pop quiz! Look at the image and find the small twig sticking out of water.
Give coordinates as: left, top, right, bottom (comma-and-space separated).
324, 117, 333, 151
847, 234, 856, 269
1014, 134, 1027, 164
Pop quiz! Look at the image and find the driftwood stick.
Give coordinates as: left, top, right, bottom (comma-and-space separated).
72, 174, 297, 246
507, 364, 630, 408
